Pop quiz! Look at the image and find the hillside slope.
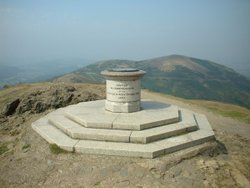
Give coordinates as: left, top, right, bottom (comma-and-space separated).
55, 55, 250, 108
0, 83, 250, 187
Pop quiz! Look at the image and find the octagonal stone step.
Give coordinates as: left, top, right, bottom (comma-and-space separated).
32, 117, 78, 152
130, 109, 198, 143
74, 128, 214, 158
32, 112, 215, 158
64, 100, 180, 130
48, 109, 198, 144
49, 115, 132, 143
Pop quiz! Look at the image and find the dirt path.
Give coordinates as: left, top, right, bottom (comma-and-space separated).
0, 90, 249, 187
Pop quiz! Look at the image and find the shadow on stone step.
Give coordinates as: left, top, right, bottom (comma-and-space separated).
141, 101, 171, 110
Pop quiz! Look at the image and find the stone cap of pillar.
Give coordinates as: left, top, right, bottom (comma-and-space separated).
101, 68, 146, 81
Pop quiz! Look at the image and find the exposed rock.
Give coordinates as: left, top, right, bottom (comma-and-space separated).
50, 95, 63, 108
0, 116, 7, 124
29, 90, 45, 96
65, 94, 74, 103
1, 83, 105, 116
16, 99, 33, 114
52, 89, 60, 96
34, 101, 48, 113
2, 99, 20, 116
65, 86, 76, 92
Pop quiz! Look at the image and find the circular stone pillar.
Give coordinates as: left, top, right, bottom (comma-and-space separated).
101, 68, 146, 113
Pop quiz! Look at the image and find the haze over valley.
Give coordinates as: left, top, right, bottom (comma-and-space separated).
1, 1, 249, 79
0, 58, 91, 88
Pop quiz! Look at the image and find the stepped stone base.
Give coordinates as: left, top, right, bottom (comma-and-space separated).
64, 100, 179, 130
32, 100, 215, 158
105, 100, 140, 113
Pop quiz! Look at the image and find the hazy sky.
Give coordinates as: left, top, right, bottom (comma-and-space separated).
1, 0, 250, 66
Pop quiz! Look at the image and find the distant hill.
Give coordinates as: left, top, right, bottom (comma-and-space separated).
55, 55, 250, 108
226, 62, 250, 78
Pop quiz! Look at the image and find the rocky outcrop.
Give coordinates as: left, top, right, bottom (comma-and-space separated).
2, 99, 20, 116
1, 84, 105, 116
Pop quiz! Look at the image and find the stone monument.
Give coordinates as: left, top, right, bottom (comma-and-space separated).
32, 68, 215, 158
101, 68, 145, 113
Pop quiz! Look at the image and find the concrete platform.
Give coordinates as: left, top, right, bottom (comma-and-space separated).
130, 109, 198, 143
32, 117, 78, 152
49, 115, 132, 143
48, 109, 197, 143
32, 100, 215, 158
65, 100, 180, 130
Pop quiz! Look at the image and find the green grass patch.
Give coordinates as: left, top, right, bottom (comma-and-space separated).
187, 100, 250, 124
206, 106, 250, 124
22, 143, 31, 150
144, 90, 250, 124
94, 181, 101, 186
49, 144, 71, 154
0, 145, 9, 155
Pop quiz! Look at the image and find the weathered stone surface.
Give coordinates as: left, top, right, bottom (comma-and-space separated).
64, 85, 76, 92
2, 84, 105, 116
34, 101, 48, 113
64, 100, 179, 130
65, 103, 117, 129
2, 98, 20, 116
32, 117, 78, 152
130, 110, 198, 143
113, 102, 179, 130
49, 115, 132, 142
101, 69, 145, 113
106, 80, 141, 102
17, 99, 33, 113
32, 100, 215, 158
74, 139, 164, 158
105, 100, 141, 114
49, 110, 197, 143
194, 113, 214, 131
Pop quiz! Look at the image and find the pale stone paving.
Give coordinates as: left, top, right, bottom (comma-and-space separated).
32, 100, 215, 158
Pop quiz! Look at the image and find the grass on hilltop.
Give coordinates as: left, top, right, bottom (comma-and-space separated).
144, 89, 250, 124
192, 100, 250, 124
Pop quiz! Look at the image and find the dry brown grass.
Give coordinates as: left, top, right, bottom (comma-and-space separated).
143, 89, 250, 124
188, 100, 250, 124
0, 82, 105, 110
1, 83, 249, 124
